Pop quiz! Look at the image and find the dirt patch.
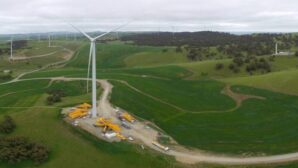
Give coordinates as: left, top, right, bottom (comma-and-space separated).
222, 85, 265, 108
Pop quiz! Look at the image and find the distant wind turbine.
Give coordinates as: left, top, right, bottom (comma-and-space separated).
48, 34, 51, 47
10, 36, 13, 60
70, 23, 129, 118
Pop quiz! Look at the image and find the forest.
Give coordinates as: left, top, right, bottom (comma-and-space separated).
122, 31, 298, 59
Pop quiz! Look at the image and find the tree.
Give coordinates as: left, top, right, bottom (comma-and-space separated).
175, 46, 182, 53
229, 63, 236, 70
0, 116, 16, 134
233, 57, 244, 67
215, 63, 224, 70
0, 74, 12, 80
244, 57, 251, 63
30, 143, 49, 164
0, 136, 49, 164
47, 94, 61, 105
162, 49, 168, 53
233, 67, 240, 73
187, 49, 199, 61
269, 56, 275, 62
46, 89, 65, 105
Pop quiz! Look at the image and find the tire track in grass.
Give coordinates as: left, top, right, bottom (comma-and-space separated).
110, 80, 265, 118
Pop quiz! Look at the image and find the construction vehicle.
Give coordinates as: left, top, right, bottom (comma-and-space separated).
68, 103, 91, 119
95, 118, 121, 132
116, 133, 126, 140
120, 112, 135, 123
152, 141, 169, 151
121, 121, 131, 129
68, 109, 88, 119
94, 118, 126, 140
77, 103, 91, 110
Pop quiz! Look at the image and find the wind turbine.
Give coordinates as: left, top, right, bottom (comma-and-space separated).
70, 23, 128, 118
10, 36, 13, 60
48, 33, 51, 47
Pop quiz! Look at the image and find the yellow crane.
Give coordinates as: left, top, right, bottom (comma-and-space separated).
94, 118, 126, 140
77, 103, 91, 110
121, 112, 135, 123
68, 109, 88, 119
68, 103, 91, 119
116, 133, 126, 140
95, 118, 121, 132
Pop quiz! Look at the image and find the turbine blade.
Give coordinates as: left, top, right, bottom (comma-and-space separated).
69, 23, 93, 41
87, 43, 93, 93
93, 21, 131, 40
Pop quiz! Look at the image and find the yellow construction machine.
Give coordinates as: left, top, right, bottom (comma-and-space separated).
95, 118, 126, 140
68, 109, 88, 119
77, 103, 91, 110
68, 103, 91, 119
116, 133, 126, 140
120, 112, 135, 123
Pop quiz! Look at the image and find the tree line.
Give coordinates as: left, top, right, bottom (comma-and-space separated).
215, 56, 274, 75
0, 116, 49, 165
122, 31, 298, 60
122, 31, 285, 47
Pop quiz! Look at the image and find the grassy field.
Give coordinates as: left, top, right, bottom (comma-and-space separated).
179, 56, 298, 80
19, 42, 298, 155
0, 40, 81, 78
124, 47, 189, 67
67, 42, 189, 69
0, 79, 182, 168
223, 69, 298, 95
16, 41, 58, 56
0, 51, 66, 76
110, 79, 298, 155
2, 40, 298, 167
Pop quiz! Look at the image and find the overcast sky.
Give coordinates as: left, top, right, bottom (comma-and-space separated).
0, 0, 298, 34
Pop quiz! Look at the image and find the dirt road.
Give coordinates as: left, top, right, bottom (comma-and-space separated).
7, 47, 74, 83
97, 80, 116, 118
11, 51, 60, 61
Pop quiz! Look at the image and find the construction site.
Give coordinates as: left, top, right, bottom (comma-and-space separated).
61, 80, 171, 153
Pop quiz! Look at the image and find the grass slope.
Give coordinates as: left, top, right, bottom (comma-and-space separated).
6, 41, 298, 166
223, 69, 298, 95
0, 80, 181, 168
180, 56, 298, 80
67, 42, 188, 69
124, 48, 188, 67
110, 78, 298, 155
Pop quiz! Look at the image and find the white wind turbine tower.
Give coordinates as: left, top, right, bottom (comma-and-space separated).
70, 23, 128, 118
48, 34, 51, 47
10, 36, 13, 60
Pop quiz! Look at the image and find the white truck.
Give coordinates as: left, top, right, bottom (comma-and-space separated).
152, 141, 169, 151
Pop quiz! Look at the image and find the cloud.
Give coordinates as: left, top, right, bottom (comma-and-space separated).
0, 0, 298, 34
